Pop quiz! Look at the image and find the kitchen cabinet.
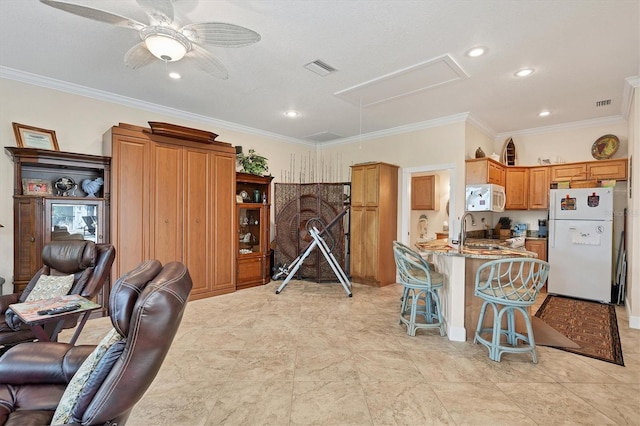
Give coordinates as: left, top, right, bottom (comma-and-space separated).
105, 122, 236, 301
505, 167, 529, 210
525, 238, 548, 291
587, 158, 627, 180
350, 162, 398, 286
236, 173, 274, 289
528, 166, 550, 210
550, 158, 627, 182
411, 175, 439, 210
6, 147, 111, 314
465, 158, 505, 186
550, 163, 588, 181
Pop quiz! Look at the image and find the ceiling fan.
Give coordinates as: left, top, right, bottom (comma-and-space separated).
40, 0, 261, 79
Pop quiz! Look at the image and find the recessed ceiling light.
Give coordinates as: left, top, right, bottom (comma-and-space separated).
514, 68, 534, 77
169, 72, 181, 79
466, 46, 487, 57
284, 110, 299, 118
539, 110, 551, 117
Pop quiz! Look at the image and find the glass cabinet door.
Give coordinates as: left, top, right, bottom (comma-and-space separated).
238, 206, 262, 255
45, 199, 105, 243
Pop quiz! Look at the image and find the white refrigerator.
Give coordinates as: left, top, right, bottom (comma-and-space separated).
548, 187, 613, 303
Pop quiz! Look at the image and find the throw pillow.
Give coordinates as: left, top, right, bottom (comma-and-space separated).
25, 274, 74, 302
51, 328, 123, 425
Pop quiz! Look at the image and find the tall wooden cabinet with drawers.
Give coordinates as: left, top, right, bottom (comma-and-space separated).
350, 162, 398, 286
104, 123, 236, 301
6, 147, 111, 314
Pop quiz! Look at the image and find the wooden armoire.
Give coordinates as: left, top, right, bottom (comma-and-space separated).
104, 122, 236, 300
349, 162, 398, 286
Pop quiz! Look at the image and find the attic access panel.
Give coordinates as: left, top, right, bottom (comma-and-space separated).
334, 54, 468, 107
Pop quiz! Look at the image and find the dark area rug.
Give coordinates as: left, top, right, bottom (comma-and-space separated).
535, 295, 624, 366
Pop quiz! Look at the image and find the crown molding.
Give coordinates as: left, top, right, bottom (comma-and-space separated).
0, 66, 313, 147
621, 75, 640, 119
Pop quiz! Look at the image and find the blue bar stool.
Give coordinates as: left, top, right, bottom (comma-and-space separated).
473, 258, 550, 363
393, 242, 445, 337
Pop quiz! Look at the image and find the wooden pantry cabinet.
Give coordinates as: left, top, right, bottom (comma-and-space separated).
105, 123, 236, 301
350, 162, 398, 286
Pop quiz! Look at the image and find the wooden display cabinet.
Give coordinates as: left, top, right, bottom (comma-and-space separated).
236, 173, 274, 289
5, 147, 111, 316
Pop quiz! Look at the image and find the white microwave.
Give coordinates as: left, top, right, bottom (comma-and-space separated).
466, 184, 506, 212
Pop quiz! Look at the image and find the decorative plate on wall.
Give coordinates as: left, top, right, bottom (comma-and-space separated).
591, 134, 619, 160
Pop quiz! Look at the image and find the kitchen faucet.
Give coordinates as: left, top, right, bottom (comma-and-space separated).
459, 212, 476, 250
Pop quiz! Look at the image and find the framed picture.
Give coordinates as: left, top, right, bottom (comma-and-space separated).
12, 122, 60, 151
22, 178, 53, 196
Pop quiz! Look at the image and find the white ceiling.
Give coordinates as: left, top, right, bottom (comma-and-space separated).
1, 0, 638, 144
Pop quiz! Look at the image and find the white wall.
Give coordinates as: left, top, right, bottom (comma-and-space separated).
494, 120, 629, 165
0, 78, 313, 294
409, 170, 450, 246
627, 84, 639, 327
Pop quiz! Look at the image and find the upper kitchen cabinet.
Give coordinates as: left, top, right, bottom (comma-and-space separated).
465, 158, 505, 186
505, 167, 529, 210
551, 158, 627, 182
550, 163, 587, 181
528, 166, 550, 210
411, 175, 439, 210
586, 158, 627, 180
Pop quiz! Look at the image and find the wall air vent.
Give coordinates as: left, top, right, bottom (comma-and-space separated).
596, 99, 612, 107
304, 60, 337, 77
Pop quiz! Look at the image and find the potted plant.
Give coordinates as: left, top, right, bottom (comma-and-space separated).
236, 149, 269, 176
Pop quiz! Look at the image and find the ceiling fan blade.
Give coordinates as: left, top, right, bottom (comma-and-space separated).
39, 0, 145, 30
188, 45, 229, 80
181, 22, 261, 47
124, 43, 156, 69
136, 0, 174, 26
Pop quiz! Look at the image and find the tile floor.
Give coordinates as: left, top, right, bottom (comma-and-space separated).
62, 280, 640, 425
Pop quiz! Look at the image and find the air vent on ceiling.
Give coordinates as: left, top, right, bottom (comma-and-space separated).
304, 60, 337, 77
596, 99, 612, 107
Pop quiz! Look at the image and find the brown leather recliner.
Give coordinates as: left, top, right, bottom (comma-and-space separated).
0, 240, 115, 348
0, 260, 193, 425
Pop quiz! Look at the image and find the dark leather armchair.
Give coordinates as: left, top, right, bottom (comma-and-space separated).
0, 260, 193, 425
0, 240, 115, 348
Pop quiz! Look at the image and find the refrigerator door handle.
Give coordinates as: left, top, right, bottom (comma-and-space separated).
550, 219, 556, 248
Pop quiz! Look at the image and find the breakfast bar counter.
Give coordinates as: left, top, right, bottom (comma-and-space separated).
414, 238, 537, 341
415, 238, 537, 259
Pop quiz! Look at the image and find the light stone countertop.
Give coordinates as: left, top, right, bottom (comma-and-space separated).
415, 238, 537, 259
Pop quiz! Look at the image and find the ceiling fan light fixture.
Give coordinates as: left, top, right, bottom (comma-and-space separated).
141, 26, 191, 62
